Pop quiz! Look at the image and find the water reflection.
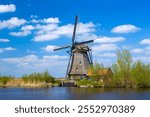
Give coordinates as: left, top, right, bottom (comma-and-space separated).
0, 87, 150, 100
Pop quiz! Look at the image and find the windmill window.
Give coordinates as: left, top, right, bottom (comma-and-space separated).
79, 62, 82, 65
76, 68, 79, 71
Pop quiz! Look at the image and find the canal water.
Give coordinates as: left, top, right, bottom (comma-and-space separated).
0, 87, 150, 100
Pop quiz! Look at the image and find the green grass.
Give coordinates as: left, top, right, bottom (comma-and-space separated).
76, 79, 104, 87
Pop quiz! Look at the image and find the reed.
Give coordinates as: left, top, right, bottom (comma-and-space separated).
0, 71, 54, 88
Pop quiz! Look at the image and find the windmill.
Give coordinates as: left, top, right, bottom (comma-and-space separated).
54, 16, 94, 79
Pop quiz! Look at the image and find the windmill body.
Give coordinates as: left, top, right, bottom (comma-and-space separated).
54, 16, 94, 79
68, 44, 92, 78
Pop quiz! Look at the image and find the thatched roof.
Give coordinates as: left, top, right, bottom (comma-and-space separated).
87, 68, 113, 76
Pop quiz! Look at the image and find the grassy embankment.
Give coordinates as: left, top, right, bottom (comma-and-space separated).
76, 49, 150, 88
0, 71, 56, 88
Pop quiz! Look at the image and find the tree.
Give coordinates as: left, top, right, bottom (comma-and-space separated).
116, 49, 133, 87
131, 60, 150, 87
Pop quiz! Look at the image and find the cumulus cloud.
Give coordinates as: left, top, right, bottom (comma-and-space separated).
94, 36, 125, 43
34, 33, 60, 41
2, 55, 38, 63
31, 17, 60, 24
133, 56, 150, 63
21, 25, 35, 31
2, 55, 68, 67
92, 44, 118, 52
0, 47, 16, 53
0, 4, 16, 13
0, 38, 10, 42
96, 53, 116, 57
33, 22, 95, 42
42, 45, 58, 52
35, 24, 58, 34
0, 17, 27, 29
131, 48, 144, 54
140, 38, 150, 45
111, 24, 140, 33
43, 17, 60, 23
1, 16, 95, 40
131, 47, 150, 55
76, 34, 97, 41
10, 30, 31, 37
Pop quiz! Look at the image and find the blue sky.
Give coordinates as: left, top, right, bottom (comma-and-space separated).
0, 0, 150, 77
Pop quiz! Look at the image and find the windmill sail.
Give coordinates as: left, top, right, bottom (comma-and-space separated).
53, 45, 71, 51
72, 16, 78, 45
76, 40, 94, 45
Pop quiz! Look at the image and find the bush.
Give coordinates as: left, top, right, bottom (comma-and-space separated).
131, 61, 150, 88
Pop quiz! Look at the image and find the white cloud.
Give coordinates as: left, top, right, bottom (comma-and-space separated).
2, 55, 68, 66
0, 16, 95, 42
140, 38, 150, 45
33, 22, 95, 42
0, 17, 27, 29
131, 47, 150, 55
96, 53, 116, 57
111, 24, 140, 33
77, 22, 95, 34
21, 25, 35, 31
95, 36, 125, 43
2, 55, 38, 63
133, 56, 150, 63
0, 47, 16, 53
92, 44, 118, 52
31, 19, 39, 23
10, 30, 31, 37
76, 34, 97, 41
0, 4, 16, 13
43, 17, 60, 23
0, 38, 10, 42
42, 45, 58, 52
35, 24, 58, 34
55, 22, 95, 36
131, 48, 144, 54
34, 33, 60, 42
31, 17, 60, 24
43, 55, 68, 60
